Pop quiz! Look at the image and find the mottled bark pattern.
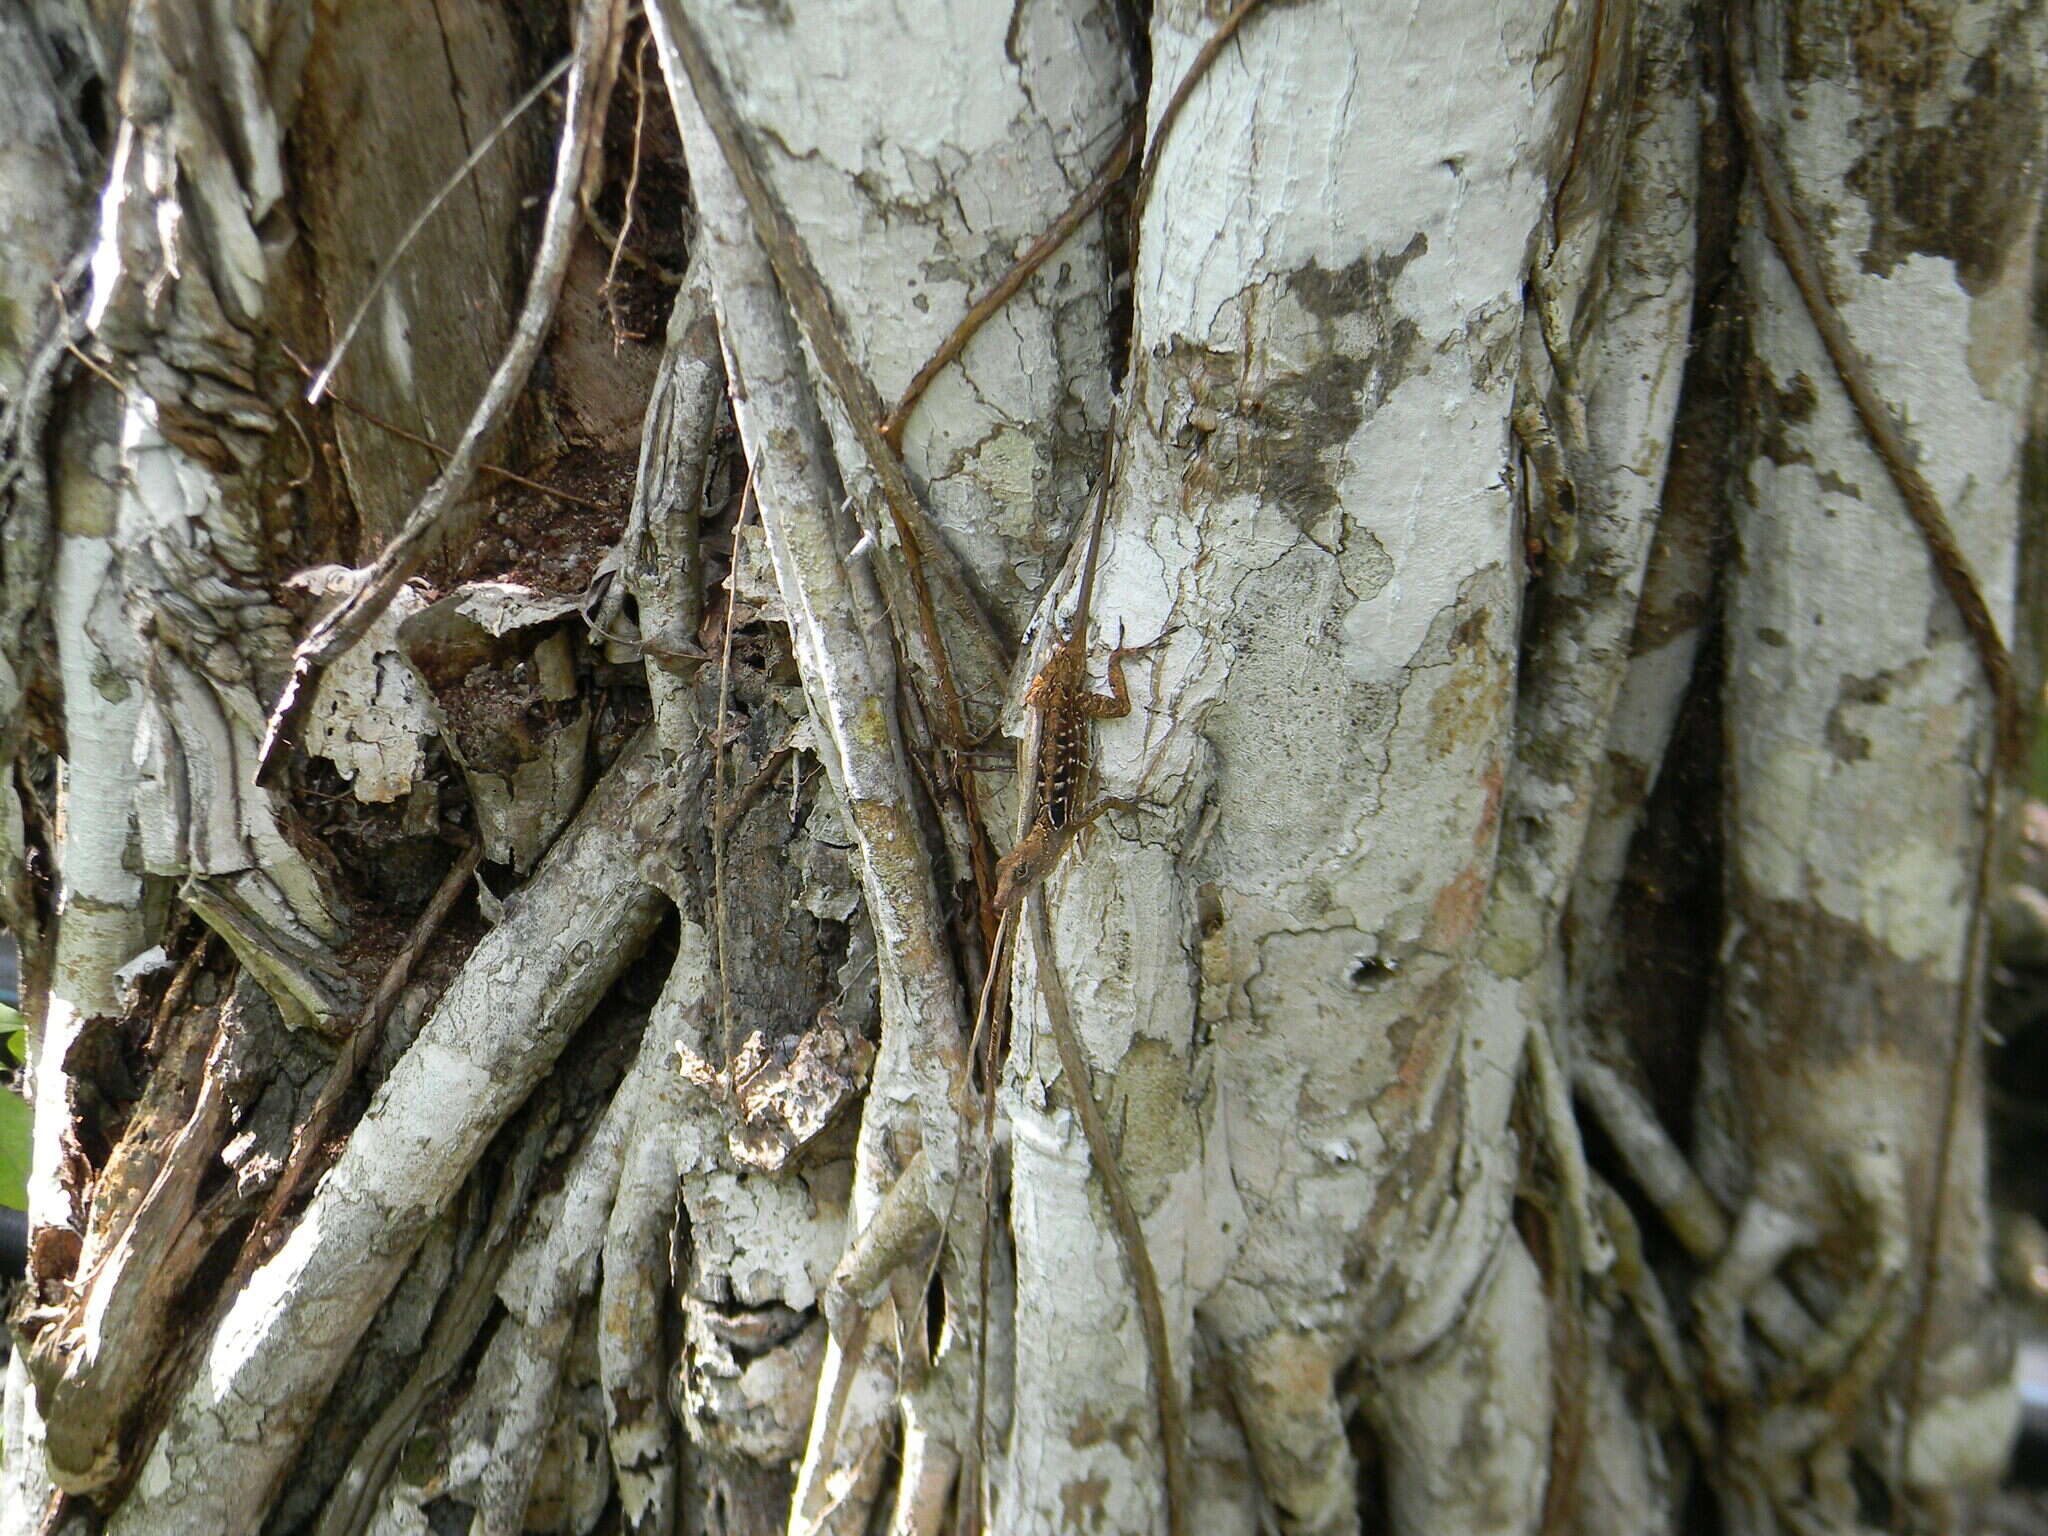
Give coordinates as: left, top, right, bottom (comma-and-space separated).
1706, 2, 2042, 1530
0, 2, 2036, 1534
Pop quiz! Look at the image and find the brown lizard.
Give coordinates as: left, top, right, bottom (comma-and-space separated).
975, 425, 1190, 1535
992, 436, 1159, 911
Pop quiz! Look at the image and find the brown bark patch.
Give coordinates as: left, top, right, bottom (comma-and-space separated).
1755, 368, 1818, 468
1843, 9, 2043, 294
1423, 642, 1509, 761
1823, 663, 1923, 763
1158, 235, 1426, 527
1473, 757, 1506, 849
1059, 1472, 1112, 1526
1776, 0, 2042, 294
1373, 967, 1461, 1130
1723, 880, 1958, 1081
1428, 865, 1488, 950
1066, 1403, 1145, 1457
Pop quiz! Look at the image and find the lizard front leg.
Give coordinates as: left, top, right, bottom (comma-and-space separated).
1084, 623, 1173, 721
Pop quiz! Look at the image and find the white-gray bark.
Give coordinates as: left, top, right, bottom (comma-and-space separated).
0, 2, 2037, 1534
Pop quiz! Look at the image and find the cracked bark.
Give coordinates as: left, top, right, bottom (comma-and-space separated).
0, 2, 2037, 1534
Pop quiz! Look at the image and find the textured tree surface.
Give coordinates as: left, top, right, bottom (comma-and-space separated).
0, 2, 2039, 1533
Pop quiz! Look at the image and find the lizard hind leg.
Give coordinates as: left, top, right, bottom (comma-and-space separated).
1088, 620, 1177, 721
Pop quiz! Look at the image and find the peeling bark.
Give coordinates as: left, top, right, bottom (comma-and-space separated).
109, 733, 666, 1534
1, 2, 2036, 1533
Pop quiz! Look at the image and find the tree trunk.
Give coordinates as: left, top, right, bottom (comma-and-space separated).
0, 1, 2036, 1533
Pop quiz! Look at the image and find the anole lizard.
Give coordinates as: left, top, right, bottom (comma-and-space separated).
993, 423, 1158, 909
670, 9, 1181, 1517
980, 422, 1190, 1534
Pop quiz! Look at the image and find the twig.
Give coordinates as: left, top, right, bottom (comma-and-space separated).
880, 113, 1141, 450
261, 0, 627, 779
1726, 0, 2015, 1494
280, 342, 612, 513
145, 836, 483, 1528
713, 743, 793, 833
324, 396, 611, 512
1725, 3, 2017, 768
306, 55, 573, 405
256, 838, 484, 1235
964, 907, 1016, 1531
663, 5, 1002, 929
582, 203, 689, 285
1547, 0, 1610, 238
60, 340, 123, 397
713, 470, 755, 1098
1594, 1178, 1717, 1460
883, 0, 1277, 501
280, 404, 316, 492
1905, 764, 2002, 1486
601, 30, 654, 341
307, 1088, 550, 1536
1130, 0, 1273, 232
1025, 893, 1188, 1536
143, 930, 215, 1058
0, 260, 89, 512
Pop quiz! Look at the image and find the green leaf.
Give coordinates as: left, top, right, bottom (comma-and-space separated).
0, 999, 25, 1208
0, 1086, 28, 1211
